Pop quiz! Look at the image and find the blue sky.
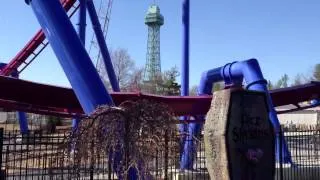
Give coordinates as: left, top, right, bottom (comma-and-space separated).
0, 0, 319, 88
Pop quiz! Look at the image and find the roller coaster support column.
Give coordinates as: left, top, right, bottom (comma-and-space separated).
179, 0, 190, 168
12, 71, 29, 134
78, 0, 87, 44
26, 0, 113, 113
17, 112, 28, 134
86, 1, 136, 178
26, 2, 117, 175
181, 0, 190, 98
26, 0, 132, 179
72, 0, 87, 130
86, 0, 120, 92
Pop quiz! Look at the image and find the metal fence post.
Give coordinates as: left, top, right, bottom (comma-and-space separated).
0, 128, 4, 180
90, 140, 94, 180
279, 126, 283, 180
164, 130, 168, 180
108, 149, 112, 180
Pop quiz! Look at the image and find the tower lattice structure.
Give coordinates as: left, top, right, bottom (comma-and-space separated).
143, 5, 164, 82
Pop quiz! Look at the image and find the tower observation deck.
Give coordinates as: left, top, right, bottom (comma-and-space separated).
143, 5, 164, 82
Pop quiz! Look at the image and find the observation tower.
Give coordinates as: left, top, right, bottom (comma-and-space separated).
143, 5, 164, 82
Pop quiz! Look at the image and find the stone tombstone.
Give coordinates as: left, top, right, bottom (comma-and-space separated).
204, 89, 275, 180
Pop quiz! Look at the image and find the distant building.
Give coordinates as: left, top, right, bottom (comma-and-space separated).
0, 112, 19, 124
0, 111, 71, 127
277, 105, 320, 129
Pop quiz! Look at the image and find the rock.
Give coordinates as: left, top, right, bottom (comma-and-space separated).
204, 89, 275, 180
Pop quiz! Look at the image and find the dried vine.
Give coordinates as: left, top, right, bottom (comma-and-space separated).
55, 99, 180, 179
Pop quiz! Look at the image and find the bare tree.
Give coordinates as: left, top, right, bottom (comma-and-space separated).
189, 85, 198, 95
99, 48, 135, 90
189, 82, 223, 96
126, 67, 144, 92
267, 80, 274, 90
291, 73, 309, 86
314, 64, 320, 81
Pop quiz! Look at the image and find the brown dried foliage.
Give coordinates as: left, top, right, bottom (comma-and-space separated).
56, 99, 179, 179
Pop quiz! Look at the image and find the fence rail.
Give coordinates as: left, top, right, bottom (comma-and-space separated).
0, 126, 320, 179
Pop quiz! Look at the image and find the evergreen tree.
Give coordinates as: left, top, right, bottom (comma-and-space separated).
212, 82, 223, 92
157, 66, 181, 95
275, 74, 289, 89
282, 74, 289, 88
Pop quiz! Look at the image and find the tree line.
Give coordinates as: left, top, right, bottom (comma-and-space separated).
100, 48, 320, 94
99, 48, 180, 95
268, 64, 320, 90
191, 64, 320, 93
